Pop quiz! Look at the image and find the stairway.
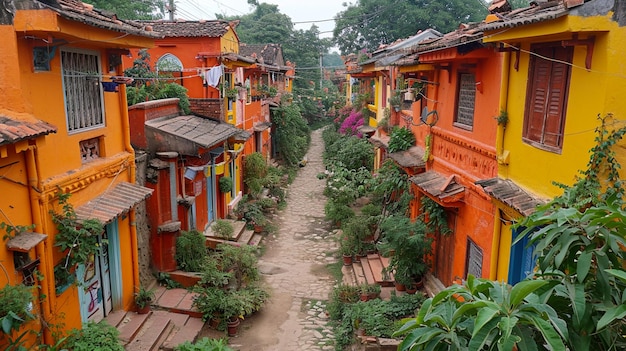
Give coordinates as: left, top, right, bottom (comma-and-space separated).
342, 253, 397, 299
104, 288, 205, 350
204, 219, 263, 249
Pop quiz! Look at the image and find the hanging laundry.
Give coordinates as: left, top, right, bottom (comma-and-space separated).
205, 65, 223, 88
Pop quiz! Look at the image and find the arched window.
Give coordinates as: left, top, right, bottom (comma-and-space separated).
156, 53, 183, 72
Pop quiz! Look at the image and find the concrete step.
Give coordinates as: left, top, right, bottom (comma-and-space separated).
237, 229, 255, 245
248, 233, 264, 246
125, 313, 172, 351
160, 314, 205, 351
204, 220, 246, 240
153, 288, 202, 318
358, 259, 377, 286
367, 255, 394, 287
352, 261, 369, 286
104, 310, 126, 328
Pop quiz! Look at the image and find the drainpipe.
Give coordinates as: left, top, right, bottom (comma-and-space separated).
490, 52, 511, 281
496, 52, 511, 164
118, 83, 141, 294
26, 146, 54, 345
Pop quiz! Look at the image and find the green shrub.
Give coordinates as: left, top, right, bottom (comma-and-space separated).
63, 321, 124, 351
175, 230, 206, 272
175, 337, 233, 351
388, 126, 415, 153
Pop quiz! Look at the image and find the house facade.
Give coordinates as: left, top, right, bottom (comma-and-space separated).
478, 0, 626, 284
0, 0, 156, 346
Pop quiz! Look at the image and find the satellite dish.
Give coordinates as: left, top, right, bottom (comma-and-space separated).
420, 107, 439, 126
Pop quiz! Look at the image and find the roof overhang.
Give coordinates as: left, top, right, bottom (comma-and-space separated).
75, 182, 153, 224
476, 177, 546, 217
0, 114, 57, 147
368, 134, 389, 149
145, 115, 246, 156
7, 232, 47, 252
388, 146, 426, 170
410, 171, 465, 207
253, 122, 272, 132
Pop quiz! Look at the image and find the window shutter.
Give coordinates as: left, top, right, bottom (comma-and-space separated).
524, 45, 572, 149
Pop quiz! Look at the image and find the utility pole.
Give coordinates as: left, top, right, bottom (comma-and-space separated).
319, 52, 323, 90
168, 0, 175, 20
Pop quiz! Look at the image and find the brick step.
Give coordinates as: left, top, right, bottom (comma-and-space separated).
366, 254, 394, 287
125, 312, 172, 351
153, 288, 202, 318
118, 312, 152, 344
161, 314, 205, 351
352, 261, 369, 286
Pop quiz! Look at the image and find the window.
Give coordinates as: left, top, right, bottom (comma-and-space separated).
80, 137, 101, 163
465, 238, 483, 279
523, 44, 573, 152
454, 73, 476, 129
61, 49, 104, 133
156, 53, 183, 72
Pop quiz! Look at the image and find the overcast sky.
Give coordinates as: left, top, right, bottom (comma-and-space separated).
174, 0, 346, 39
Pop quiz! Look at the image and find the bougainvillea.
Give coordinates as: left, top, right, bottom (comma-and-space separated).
339, 110, 364, 137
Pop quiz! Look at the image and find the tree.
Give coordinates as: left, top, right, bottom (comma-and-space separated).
333, 0, 488, 55
82, 0, 164, 20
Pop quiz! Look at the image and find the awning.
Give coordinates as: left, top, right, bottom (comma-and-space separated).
0, 115, 57, 146
7, 232, 47, 252
368, 134, 389, 149
388, 146, 426, 169
476, 177, 545, 217
145, 114, 247, 156
253, 122, 272, 132
410, 171, 465, 206
75, 182, 153, 224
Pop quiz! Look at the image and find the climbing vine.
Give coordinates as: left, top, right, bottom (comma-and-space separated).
51, 191, 104, 270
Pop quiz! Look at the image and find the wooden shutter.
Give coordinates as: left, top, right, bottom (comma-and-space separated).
524, 45, 572, 150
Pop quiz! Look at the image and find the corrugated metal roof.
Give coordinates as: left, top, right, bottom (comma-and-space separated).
0, 115, 57, 146
476, 177, 546, 216
145, 114, 248, 156
388, 146, 426, 169
75, 182, 153, 224
410, 171, 465, 206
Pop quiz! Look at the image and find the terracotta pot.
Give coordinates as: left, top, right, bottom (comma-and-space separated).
395, 282, 406, 292
342, 254, 353, 266
405, 285, 418, 294
209, 315, 221, 329
414, 276, 424, 290
254, 224, 264, 233
360, 293, 369, 302
227, 317, 241, 336
137, 305, 151, 314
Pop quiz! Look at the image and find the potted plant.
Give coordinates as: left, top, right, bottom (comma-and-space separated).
135, 285, 155, 314
359, 283, 381, 301
378, 215, 432, 290
219, 176, 233, 194
389, 91, 403, 111
212, 219, 234, 239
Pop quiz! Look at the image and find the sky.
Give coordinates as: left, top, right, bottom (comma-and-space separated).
174, 0, 346, 39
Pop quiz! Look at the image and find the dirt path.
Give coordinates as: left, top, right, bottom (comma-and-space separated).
227, 128, 338, 350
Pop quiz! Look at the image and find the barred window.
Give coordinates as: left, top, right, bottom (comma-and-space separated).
61, 49, 105, 133
454, 73, 476, 129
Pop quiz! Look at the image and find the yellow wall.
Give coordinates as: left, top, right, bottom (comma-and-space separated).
486, 12, 626, 198
221, 28, 240, 54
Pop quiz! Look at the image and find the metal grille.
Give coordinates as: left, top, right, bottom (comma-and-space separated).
455, 73, 476, 127
61, 50, 104, 132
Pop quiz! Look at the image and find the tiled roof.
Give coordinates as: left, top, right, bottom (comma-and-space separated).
139, 20, 233, 38
18, 0, 160, 38
0, 115, 57, 146
410, 171, 465, 206
481, 0, 571, 31
75, 182, 153, 224
145, 114, 249, 156
476, 177, 546, 216
239, 44, 284, 66
388, 146, 426, 169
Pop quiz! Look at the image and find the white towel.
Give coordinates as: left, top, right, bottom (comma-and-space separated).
205, 65, 223, 88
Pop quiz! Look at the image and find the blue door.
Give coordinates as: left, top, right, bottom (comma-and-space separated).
508, 226, 536, 285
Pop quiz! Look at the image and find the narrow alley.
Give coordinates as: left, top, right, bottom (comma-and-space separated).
229, 128, 338, 350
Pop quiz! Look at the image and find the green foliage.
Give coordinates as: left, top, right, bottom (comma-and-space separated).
51, 191, 104, 269
63, 321, 124, 351
0, 223, 35, 240
156, 272, 182, 289
0, 284, 34, 335
333, 0, 487, 55
175, 230, 206, 272
218, 176, 233, 193
272, 103, 311, 166
378, 215, 432, 286
420, 197, 451, 235
211, 220, 234, 240
243, 152, 268, 197
82, 0, 164, 20
369, 159, 410, 217
324, 200, 355, 225
175, 337, 234, 351
396, 276, 568, 351
324, 135, 374, 171
388, 126, 416, 153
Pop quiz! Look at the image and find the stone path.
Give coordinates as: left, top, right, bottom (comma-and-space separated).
229, 128, 338, 350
